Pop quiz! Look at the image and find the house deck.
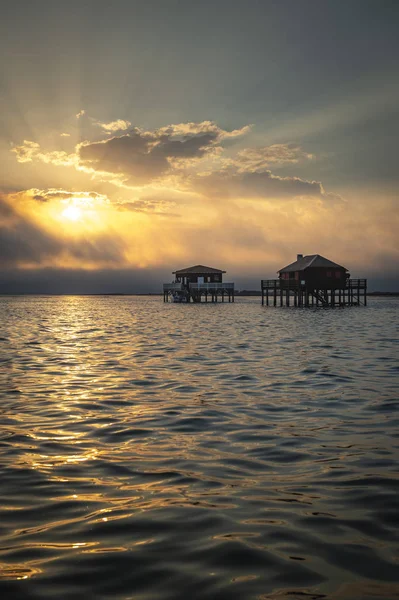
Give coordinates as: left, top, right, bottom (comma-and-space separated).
261, 279, 367, 307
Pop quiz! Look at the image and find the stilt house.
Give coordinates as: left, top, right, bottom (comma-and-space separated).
163, 265, 234, 303
279, 254, 349, 289
261, 254, 367, 307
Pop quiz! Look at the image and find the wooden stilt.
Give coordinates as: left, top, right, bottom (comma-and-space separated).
259, 278, 366, 309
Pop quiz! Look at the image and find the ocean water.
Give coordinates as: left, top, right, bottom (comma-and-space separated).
0, 295, 398, 600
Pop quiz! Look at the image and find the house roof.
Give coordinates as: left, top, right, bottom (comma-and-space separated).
173, 264, 226, 275
278, 254, 348, 273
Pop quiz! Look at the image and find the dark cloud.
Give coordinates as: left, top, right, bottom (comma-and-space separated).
79, 132, 168, 183
78, 128, 219, 183
153, 132, 217, 159
0, 195, 125, 267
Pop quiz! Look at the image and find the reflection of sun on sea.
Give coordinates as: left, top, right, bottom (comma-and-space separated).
62, 205, 82, 221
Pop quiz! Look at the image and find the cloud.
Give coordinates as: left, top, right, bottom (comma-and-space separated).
76, 110, 86, 119
78, 131, 168, 183
60, 133, 71, 137
194, 169, 332, 201
77, 125, 225, 184
10, 121, 253, 188
155, 121, 251, 140
77, 121, 252, 184
227, 144, 314, 172
10, 126, 340, 211
116, 200, 178, 214
95, 119, 132, 133
29, 188, 109, 206
12, 141, 77, 167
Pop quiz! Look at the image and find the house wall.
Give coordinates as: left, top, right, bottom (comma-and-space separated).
279, 267, 348, 289
175, 273, 223, 285
304, 267, 348, 289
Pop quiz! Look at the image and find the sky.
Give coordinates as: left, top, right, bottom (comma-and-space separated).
1, 0, 398, 293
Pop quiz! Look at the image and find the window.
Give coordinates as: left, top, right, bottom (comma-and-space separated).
335, 271, 341, 278
327, 271, 332, 277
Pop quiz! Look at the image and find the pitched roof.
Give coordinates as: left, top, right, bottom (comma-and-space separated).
173, 264, 226, 275
278, 254, 348, 273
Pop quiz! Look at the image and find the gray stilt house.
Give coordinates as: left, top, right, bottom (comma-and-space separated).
163, 265, 234, 303
261, 254, 367, 307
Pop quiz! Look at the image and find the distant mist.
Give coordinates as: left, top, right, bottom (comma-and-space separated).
0, 268, 397, 294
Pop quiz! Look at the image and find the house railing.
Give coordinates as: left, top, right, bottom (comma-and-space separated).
347, 279, 367, 288
261, 279, 297, 289
261, 279, 367, 290
189, 282, 234, 290
163, 283, 184, 291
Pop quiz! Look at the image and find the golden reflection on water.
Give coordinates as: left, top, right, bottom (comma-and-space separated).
0, 563, 42, 580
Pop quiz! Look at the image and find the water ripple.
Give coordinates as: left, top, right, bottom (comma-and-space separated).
0, 295, 398, 599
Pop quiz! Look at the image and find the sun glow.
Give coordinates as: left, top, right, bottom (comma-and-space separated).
62, 205, 82, 221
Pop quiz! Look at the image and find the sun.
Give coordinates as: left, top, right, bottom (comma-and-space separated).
62, 205, 82, 221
